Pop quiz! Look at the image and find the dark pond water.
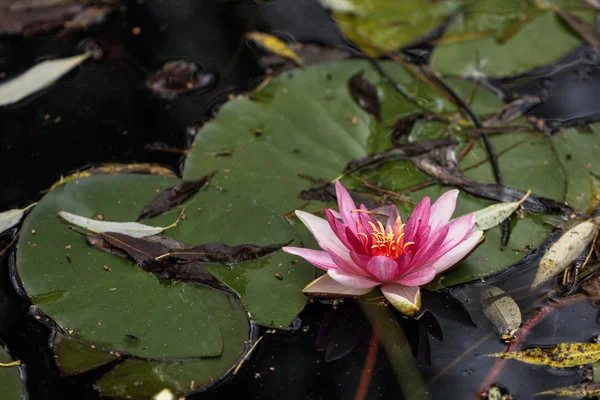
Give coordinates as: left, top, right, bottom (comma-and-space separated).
2, 1, 600, 399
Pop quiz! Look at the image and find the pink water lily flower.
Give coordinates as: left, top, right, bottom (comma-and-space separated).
283, 181, 483, 317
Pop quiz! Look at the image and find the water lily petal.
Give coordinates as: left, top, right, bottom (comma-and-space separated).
365, 255, 400, 282
303, 274, 373, 297
395, 266, 436, 286
408, 226, 449, 271
381, 284, 421, 317
295, 210, 347, 256
345, 226, 367, 254
326, 209, 352, 249
430, 230, 483, 273
329, 209, 341, 219
328, 269, 380, 289
427, 214, 476, 262
282, 247, 339, 271
404, 196, 431, 243
429, 190, 459, 234
335, 180, 359, 234
329, 250, 369, 277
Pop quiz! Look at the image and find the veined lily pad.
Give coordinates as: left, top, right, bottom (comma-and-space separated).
319, 0, 461, 56
551, 124, 600, 212
16, 174, 311, 397
0, 346, 23, 400
183, 60, 501, 216
431, 9, 594, 77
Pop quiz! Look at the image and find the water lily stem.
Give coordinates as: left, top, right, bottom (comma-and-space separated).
354, 324, 381, 400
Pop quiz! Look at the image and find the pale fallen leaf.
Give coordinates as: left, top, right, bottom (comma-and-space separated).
0, 203, 37, 234
532, 217, 600, 288
486, 343, 600, 368
58, 211, 179, 238
246, 32, 303, 66
480, 285, 521, 339
302, 274, 373, 297
472, 190, 531, 231
0, 53, 90, 107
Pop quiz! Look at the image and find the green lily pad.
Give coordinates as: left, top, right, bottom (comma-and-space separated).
431, 10, 593, 77
321, 0, 462, 56
16, 174, 312, 397
183, 60, 500, 216
0, 346, 23, 400
551, 125, 600, 212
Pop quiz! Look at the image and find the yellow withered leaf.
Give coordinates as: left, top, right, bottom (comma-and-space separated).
486, 343, 600, 368
49, 163, 177, 190
531, 216, 600, 289
246, 32, 303, 66
537, 382, 600, 397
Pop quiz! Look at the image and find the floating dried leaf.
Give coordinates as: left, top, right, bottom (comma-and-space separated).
0, 53, 89, 107
480, 285, 521, 339
532, 217, 600, 288
145, 61, 217, 98
537, 382, 600, 397
486, 343, 600, 368
246, 32, 303, 66
348, 71, 381, 122
155, 240, 290, 266
58, 211, 179, 238
137, 172, 215, 221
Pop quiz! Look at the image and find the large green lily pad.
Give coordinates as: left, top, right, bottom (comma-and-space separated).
320, 0, 461, 56
431, 10, 591, 77
551, 124, 600, 212
16, 174, 312, 397
183, 60, 501, 215
0, 346, 23, 400
182, 58, 559, 288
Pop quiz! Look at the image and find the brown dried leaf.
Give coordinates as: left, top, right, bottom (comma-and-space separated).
136, 172, 216, 221
348, 71, 381, 122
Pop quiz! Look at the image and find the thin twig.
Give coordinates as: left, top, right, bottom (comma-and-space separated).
476, 294, 586, 398
233, 335, 264, 375
0, 228, 21, 257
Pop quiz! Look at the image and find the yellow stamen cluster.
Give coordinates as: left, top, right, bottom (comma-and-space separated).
357, 215, 414, 258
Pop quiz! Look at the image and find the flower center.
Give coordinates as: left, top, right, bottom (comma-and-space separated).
357, 216, 414, 258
